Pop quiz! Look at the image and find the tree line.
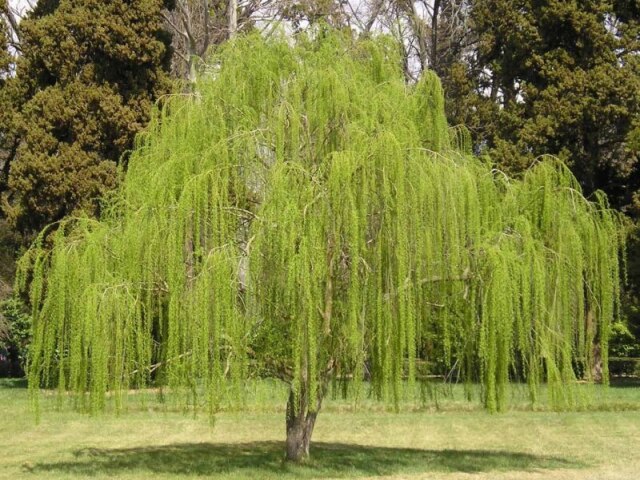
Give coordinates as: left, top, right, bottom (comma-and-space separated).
1, 0, 639, 367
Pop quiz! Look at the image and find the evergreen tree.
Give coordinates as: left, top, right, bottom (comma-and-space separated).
1, 0, 174, 237
443, 0, 640, 212
0, 0, 18, 196
21, 34, 624, 463
0, 2, 21, 295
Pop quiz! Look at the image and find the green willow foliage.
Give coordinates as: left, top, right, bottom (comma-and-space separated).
19, 33, 624, 419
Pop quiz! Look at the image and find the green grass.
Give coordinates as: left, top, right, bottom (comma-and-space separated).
2, 378, 640, 479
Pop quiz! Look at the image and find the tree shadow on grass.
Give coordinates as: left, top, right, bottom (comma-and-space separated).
28, 441, 585, 478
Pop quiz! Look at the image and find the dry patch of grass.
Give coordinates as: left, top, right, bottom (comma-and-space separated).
1, 378, 639, 480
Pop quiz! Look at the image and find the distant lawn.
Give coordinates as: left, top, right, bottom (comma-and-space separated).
2, 378, 640, 479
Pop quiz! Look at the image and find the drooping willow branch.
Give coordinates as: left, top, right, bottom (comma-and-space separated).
19, 32, 624, 421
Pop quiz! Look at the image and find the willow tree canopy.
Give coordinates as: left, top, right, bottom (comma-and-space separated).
19, 31, 624, 461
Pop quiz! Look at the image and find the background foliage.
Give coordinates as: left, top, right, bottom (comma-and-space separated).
0, 296, 30, 375
0, 0, 174, 237
0, 0, 638, 379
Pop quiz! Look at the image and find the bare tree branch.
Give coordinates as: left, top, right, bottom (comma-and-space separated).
162, 11, 189, 41
1, 3, 21, 45
199, 0, 210, 56
364, 0, 387, 33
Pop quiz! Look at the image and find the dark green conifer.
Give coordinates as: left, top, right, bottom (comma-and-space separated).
1, 0, 174, 236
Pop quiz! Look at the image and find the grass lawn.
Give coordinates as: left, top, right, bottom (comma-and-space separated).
2, 378, 640, 479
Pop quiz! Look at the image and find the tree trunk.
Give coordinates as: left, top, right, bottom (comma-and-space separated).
592, 342, 603, 383
228, 0, 237, 39
586, 308, 603, 383
285, 389, 317, 463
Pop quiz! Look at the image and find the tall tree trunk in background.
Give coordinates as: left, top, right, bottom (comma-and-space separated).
228, 0, 237, 38
430, 0, 441, 74
592, 343, 603, 383
586, 308, 603, 382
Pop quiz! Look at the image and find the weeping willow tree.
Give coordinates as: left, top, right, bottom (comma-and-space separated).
18, 31, 624, 462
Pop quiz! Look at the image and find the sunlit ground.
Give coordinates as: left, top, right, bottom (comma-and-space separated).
2, 378, 639, 479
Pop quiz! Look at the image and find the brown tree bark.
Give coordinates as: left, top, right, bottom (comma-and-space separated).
586, 308, 603, 383
284, 241, 335, 462
285, 389, 317, 463
592, 342, 603, 383
284, 359, 333, 462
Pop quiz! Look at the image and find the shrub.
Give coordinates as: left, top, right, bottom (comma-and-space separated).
0, 297, 31, 377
